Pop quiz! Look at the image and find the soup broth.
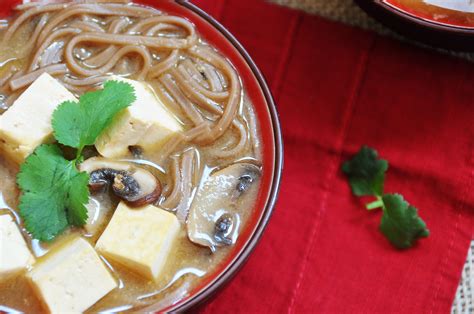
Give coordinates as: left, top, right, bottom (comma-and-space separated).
0, 1, 262, 312
388, 0, 474, 27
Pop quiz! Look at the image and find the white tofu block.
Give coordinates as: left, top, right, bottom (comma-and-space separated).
96, 202, 180, 280
0, 214, 35, 280
27, 237, 117, 314
0, 73, 76, 164
95, 76, 182, 158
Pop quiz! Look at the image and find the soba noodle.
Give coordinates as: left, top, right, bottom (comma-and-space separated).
0, 1, 262, 312
1, 1, 246, 160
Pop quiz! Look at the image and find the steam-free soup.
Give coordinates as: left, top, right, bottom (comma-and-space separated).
0, 1, 262, 312
388, 0, 474, 27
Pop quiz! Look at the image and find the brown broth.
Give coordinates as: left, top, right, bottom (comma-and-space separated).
0, 4, 262, 313
390, 0, 474, 27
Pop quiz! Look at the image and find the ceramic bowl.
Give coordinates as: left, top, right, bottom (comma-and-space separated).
0, 0, 283, 312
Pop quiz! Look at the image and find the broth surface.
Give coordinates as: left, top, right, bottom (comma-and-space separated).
389, 0, 474, 26
0, 1, 262, 312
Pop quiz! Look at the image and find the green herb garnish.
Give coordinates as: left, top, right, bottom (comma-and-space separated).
342, 146, 429, 249
52, 80, 135, 158
341, 146, 387, 199
380, 194, 430, 249
17, 81, 136, 241
17, 145, 89, 241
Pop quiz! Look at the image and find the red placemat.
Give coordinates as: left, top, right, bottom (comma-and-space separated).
193, 0, 474, 313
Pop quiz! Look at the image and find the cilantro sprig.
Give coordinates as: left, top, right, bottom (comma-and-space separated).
342, 146, 429, 249
17, 145, 89, 241
52, 80, 135, 158
17, 81, 136, 241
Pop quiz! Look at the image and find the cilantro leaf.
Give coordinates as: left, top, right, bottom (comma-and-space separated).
342, 146, 429, 250
342, 146, 388, 197
380, 194, 430, 249
16, 81, 136, 242
52, 80, 135, 153
17, 145, 89, 242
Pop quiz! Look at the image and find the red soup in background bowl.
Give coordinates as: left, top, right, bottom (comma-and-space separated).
0, 0, 283, 312
355, 0, 474, 50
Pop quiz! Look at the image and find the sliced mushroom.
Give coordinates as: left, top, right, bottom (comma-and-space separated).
187, 163, 261, 251
80, 157, 162, 207
214, 213, 235, 246
84, 195, 113, 236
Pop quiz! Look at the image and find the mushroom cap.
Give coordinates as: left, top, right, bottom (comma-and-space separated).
80, 157, 162, 207
186, 163, 261, 250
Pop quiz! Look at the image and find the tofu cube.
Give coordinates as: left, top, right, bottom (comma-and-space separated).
96, 202, 180, 280
27, 237, 117, 314
95, 76, 182, 158
0, 214, 35, 279
0, 73, 76, 164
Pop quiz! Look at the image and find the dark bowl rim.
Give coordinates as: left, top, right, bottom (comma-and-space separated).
164, 0, 284, 312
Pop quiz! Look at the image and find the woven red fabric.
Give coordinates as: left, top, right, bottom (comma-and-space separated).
192, 0, 474, 313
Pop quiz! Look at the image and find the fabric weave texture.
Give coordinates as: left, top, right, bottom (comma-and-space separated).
269, 1, 474, 312
194, 0, 474, 313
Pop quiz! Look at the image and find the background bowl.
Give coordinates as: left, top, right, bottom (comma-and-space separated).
355, 0, 474, 51
0, 0, 283, 312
